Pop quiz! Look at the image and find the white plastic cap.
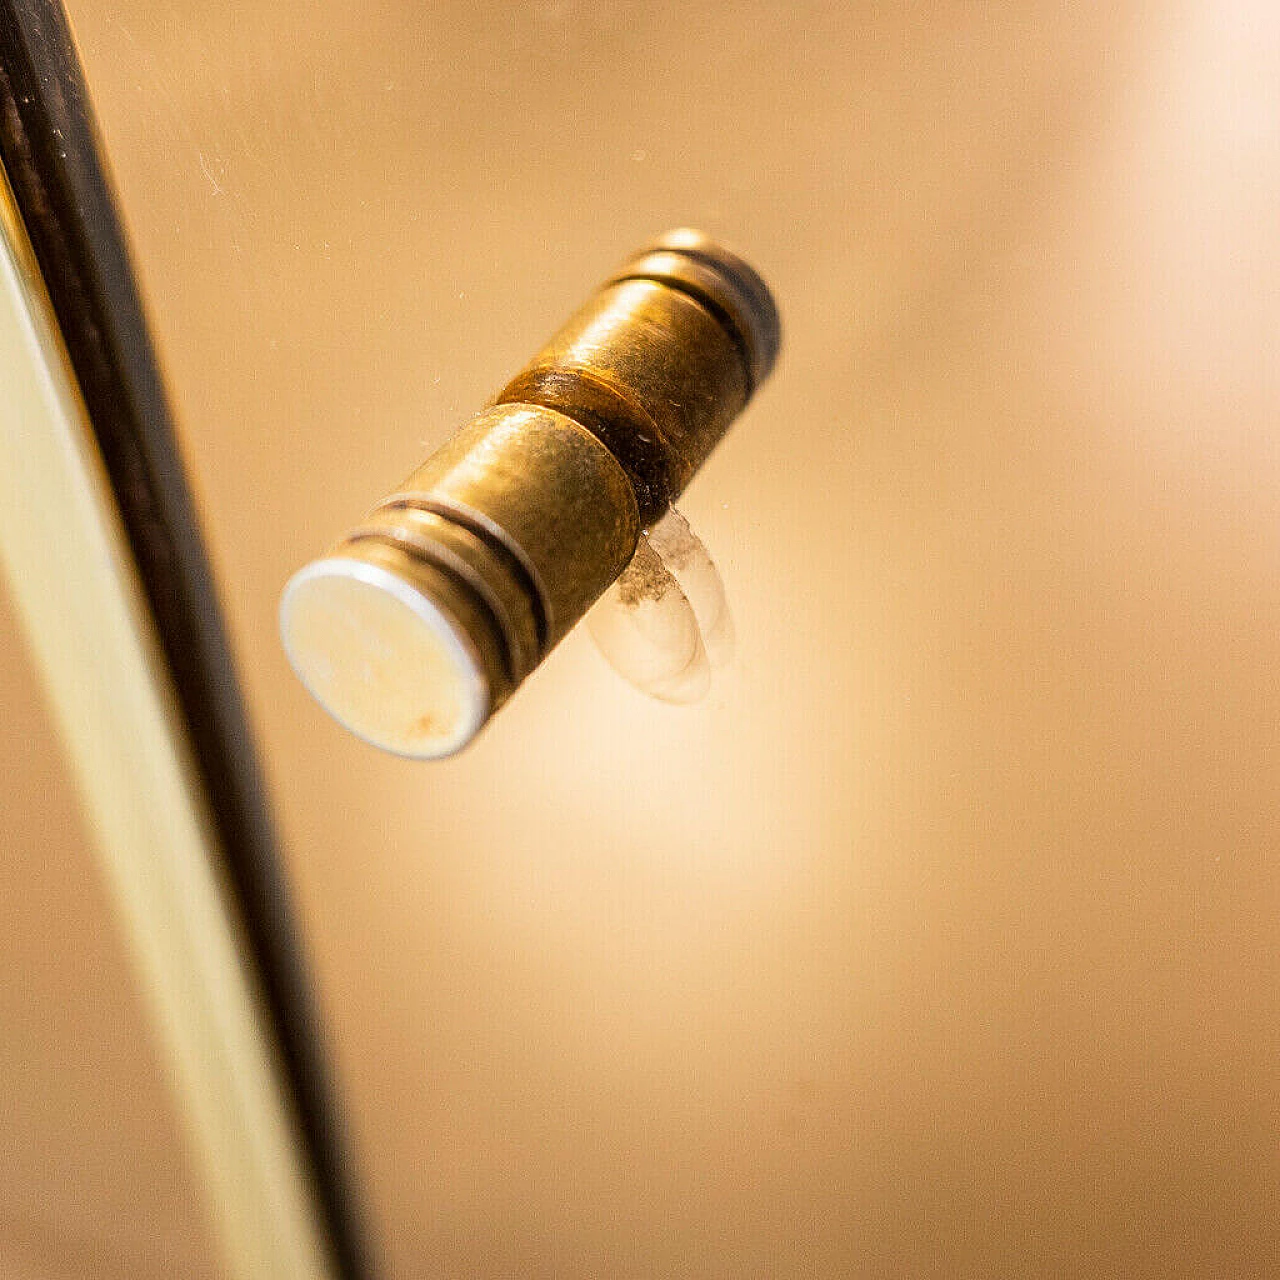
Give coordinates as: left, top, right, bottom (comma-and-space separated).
279, 556, 490, 759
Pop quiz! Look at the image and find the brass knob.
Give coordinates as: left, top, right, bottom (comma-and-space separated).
280, 230, 780, 758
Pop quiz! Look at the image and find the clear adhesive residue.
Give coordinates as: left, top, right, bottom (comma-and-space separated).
587, 507, 733, 704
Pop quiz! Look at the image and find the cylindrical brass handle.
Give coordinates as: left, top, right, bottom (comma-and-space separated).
280, 229, 780, 758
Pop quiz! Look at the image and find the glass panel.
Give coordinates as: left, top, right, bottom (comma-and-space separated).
0, 582, 223, 1279
52, 3, 1280, 1274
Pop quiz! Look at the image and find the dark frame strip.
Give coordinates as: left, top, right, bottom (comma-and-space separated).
0, 5, 370, 1277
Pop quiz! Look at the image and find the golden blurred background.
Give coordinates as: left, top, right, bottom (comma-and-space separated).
2, 1, 1278, 1275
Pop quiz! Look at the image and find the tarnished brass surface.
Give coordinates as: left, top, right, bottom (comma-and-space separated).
382, 404, 641, 655
501, 229, 779, 516
281, 236, 778, 757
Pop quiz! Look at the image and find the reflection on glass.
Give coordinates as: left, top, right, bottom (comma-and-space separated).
588, 506, 733, 704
